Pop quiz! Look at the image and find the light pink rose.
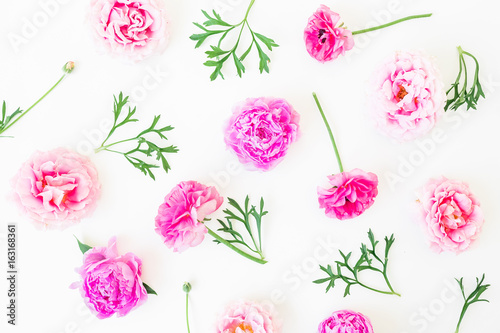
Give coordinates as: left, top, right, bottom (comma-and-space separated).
225, 97, 300, 171
370, 51, 445, 141
71, 237, 148, 319
217, 301, 277, 333
417, 176, 484, 253
155, 181, 223, 253
304, 5, 354, 63
318, 310, 374, 333
11, 148, 101, 230
318, 169, 378, 220
89, 0, 168, 62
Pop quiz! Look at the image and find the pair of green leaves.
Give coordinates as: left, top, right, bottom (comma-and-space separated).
0, 101, 22, 137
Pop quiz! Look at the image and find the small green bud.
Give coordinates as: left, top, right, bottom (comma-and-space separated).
183, 282, 192, 293
63, 61, 75, 74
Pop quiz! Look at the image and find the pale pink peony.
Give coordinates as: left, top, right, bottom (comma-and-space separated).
318, 310, 374, 333
89, 0, 169, 62
11, 148, 100, 230
217, 301, 277, 333
225, 97, 300, 171
304, 5, 354, 63
318, 169, 378, 220
71, 237, 148, 319
155, 181, 223, 253
370, 51, 445, 141
417, 176, 484, 253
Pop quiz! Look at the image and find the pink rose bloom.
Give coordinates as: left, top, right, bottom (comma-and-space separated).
89, 0, 168, 62
155, 181, 223, 252
11, 148, 100, 230
71, 237, 148, 319
225, 97, 300, 171
217, 301, 277, 333
318, 310, 374, 333
417, 176, 484, 253
370, 51, 445, 141
304, 5, 354, 62
318, 169, 378, 220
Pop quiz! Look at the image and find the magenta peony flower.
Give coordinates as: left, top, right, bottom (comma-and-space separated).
370, 51, 445, 141
318, 169, 379, 220
225, 97, 300, 171
155, 181, 223, 252
417, 176, 484, 253
304, 5, 354, 63
318, 310, 374, 333
89, 0, 169, 62
217, 301, 277, 333
70, 237, 148, 319
11, 148, 100, 230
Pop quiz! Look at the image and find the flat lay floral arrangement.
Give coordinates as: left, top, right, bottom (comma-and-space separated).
1, 0, 499, 332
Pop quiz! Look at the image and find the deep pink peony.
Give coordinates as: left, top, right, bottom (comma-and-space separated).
217, 301, 277, 333
318, 169, 378, 220
417, 176, 484, 253
89, 0, 168, 62
70, 237, 148, 319
225, 97, 300, 171
12, 148, 100, 230
318, 310, 374, 333
304, 5, 354, 63
155, 181, 223, 252
370, 51, 445, 141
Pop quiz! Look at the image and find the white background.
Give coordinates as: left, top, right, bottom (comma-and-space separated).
1, 0, 499, 332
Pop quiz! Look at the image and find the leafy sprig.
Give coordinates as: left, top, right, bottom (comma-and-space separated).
205, 196, 268, 264
445, 46, 485, 111
190, 0, 279, 80
95, 92, 178, 180
454, 274, 490, 333
313, 229, 400, 297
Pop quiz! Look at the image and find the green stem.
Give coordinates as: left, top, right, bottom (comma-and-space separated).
206, 226, 267, 264
95, 137, 136, 153
312, 92, 344, 172
455, 305, 468, 333
352, 13, 432, 35
357, 280, 401, 296
244, 0, 256, 21
185, 293, 191, 333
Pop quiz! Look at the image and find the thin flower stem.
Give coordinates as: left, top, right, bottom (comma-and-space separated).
352, 13, 432, 35
95, 137, 137, 153
244, 0, 256, 21
185, 293, 190, 333
312, 92, 344, 172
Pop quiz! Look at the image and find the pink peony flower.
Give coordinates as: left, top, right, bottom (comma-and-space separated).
318, 310, 374, 333
304, 5, 354, 63
70, 237, 148, 319
225, 97, 300, 171
370, 51, 445, 141
417, 176, 484, 253
155, 181, 223, 252
11, 148, 100, 230
318, 169, 378, 220
89, 0, 169, 62
217, 301, 277, 333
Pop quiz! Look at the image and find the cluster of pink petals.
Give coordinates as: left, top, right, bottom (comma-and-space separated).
318, 310, 374, 333
217, 301, 277, 333
70, 237, 148, 319
318, 169, 378, 220
417, 176, 484, 253
11, 148, 101, 230
225, 97, 300, 171
89, 0, 169, 62
370, 51, 445, 141
304, 5, 354, 62
155, 181, 223, 252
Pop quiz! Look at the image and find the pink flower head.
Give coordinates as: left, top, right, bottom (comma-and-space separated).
217, 301, 277, 333
370, 51, 445, 141
155, 181, 223, 252
11, 148, 101, 230
89, 0, 169, 62
304, 5, 354, 62
318, 169, 378, 220
71, 237, 148, 319
225, 97, 300, 171
318, 310, 374, 333
417, 176, 484, 253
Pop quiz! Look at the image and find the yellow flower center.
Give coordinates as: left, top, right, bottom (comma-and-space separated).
234, 322, 254, 333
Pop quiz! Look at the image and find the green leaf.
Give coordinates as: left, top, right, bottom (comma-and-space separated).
254, 32, 279, 51
143, 282, 158, 295
255, 43, 271, 74
233, 52, 246, 78
74, 236, 92, 254
205, 45, 230, 59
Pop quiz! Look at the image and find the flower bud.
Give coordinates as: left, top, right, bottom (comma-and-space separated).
183, 282, 191, 293
63, 61, 75, 74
